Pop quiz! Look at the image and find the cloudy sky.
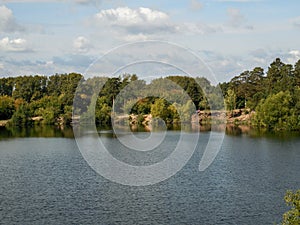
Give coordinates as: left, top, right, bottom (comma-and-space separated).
0, 0, 300, 82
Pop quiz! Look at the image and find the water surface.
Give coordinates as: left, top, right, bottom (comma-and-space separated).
0, 126, 299, 224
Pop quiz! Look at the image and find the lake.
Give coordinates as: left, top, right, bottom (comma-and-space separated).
0, 125, 299, 224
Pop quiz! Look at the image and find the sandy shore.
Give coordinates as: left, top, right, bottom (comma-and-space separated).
0, 120, 9, 127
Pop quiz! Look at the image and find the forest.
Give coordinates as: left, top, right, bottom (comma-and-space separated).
0, 58, 300, 131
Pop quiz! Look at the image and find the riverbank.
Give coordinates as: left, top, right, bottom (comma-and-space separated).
0, 109, 253, 128
198, 109, 253, 125
126, 109, 253, 127
0, 120, 9, 127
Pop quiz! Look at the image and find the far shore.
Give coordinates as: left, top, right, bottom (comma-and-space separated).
0, 109, 253, 128
0, 120, 9, 127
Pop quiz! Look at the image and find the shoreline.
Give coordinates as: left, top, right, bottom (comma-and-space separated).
0, 109, 253, 128
126, 109, 253, 126
0, 120, 9, 127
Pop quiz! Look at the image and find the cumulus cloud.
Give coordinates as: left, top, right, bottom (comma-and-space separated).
0, 5, 23, 32
96, 7, 169, 24
73, 36, 91, 53
92, 6, 224, 39
94, 7, 177, 35
0, 37, 29, 52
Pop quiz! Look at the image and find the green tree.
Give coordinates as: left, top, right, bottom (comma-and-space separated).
99, 77, 121, 108
281, 190, 300, 225
254, 91, 299, 130
47, 73, 83, 106
228, 67, 265, 109
151, 98, 170, 123
95, 102, 112, 126
74, 77, 107, 115
0, 77, 14, 96
167, 76, 204, 107
47, 74, 61, 96
207, 90, 225, 110
293, 87, 300, 116
60, 73, 83, 106
225, 89, 236, 114
168, 103, 180, 122
199, 97, 209, 110
33, 96, 64, 124
266, 58, 294, 94
12, 75, 47, 102
196, 77, 213, 95
10, 103, 32, 126
294, 60, 300, 86
130, 97, 156, 115
0, 95, 15, 120
182, 100, 195, 122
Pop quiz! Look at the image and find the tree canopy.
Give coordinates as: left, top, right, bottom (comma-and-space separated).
1, 58, 300, 130
281, 190, 300, 225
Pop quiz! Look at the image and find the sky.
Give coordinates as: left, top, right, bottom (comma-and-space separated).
0, 0, 300, 82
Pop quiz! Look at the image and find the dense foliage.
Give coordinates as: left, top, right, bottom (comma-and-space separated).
0, 58, 300, 130
76, 74, 216, 126
221, 58, 300, 130
0, 73, 82, 126
281, 190, 300, 225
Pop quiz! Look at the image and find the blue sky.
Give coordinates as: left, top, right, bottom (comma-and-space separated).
1, 0, 300, 82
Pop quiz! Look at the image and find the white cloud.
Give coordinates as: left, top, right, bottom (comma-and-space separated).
73, 36, 91, 53
0, 5, 23, 32
96, 7, 169, 24
94, 7, 177, 35
92, 6, 224, 39
289, 50, 300, 57
287, 50, 300, 64
0, 37, 29, 52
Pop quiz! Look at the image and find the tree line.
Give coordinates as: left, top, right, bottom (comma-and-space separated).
221, 58, 300, 130
0, 58, 300, 130
0, 73, 82, 126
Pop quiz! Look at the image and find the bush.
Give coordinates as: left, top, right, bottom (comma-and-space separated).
253, 91, 300, 131
281, 190, 300, 225
10, 103, 32, 126
0, 95, 15, 120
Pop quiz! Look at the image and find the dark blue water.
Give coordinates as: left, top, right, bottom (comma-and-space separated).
0, 128, 299, 224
